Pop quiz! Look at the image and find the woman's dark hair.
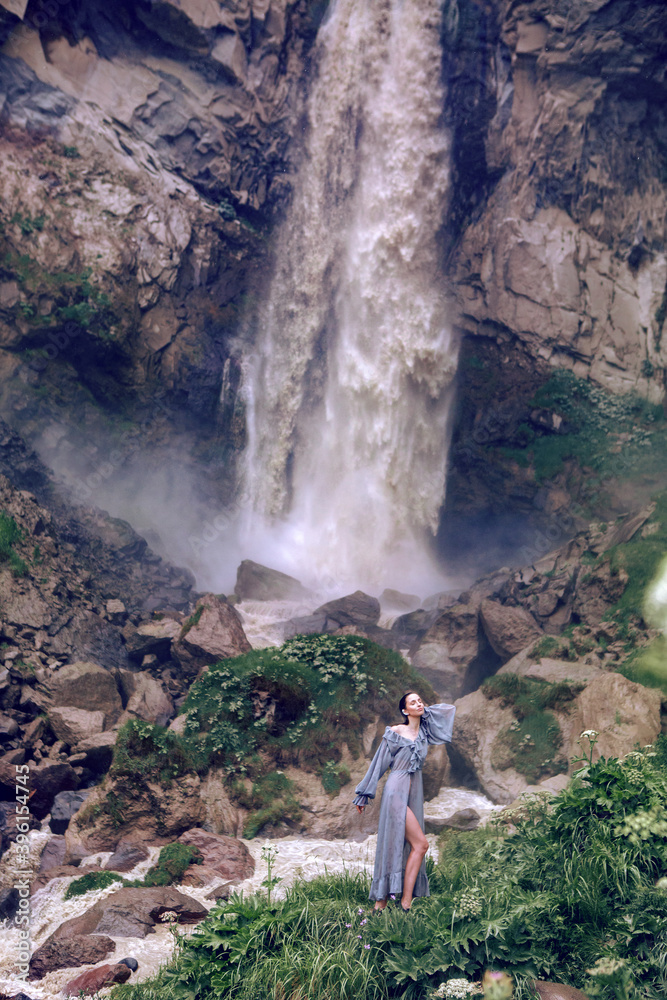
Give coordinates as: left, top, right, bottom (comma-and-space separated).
398, 691, 421, 719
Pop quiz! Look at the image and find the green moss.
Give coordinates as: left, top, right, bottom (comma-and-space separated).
143, 842, 203, 887
0, 511, 28, 577
110, 720, 206, 786
493, 710, 566, 783
321, 761, 351, 795
531, 636, 563, 660
64, 870, 124, 899
180, 603, 205, 639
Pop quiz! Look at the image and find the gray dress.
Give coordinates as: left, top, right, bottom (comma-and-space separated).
353, 704, 456, 900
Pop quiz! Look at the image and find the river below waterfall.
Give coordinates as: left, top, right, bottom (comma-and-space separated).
0, 786, 500, 999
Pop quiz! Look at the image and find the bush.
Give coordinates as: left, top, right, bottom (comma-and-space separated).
143, 842, 203, 887
64, 870, 124, 899
110, 720, 206, 785
109, 738, 667, 1000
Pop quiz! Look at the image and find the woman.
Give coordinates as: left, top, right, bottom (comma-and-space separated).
354, 691, 456, 911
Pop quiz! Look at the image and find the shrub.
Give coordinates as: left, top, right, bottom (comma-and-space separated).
321, 760, 352, 795
110, 720, 205, 785
143, 842, 203, 887
64, 870, 124, 899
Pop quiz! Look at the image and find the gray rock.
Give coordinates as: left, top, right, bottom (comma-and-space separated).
118, 957, 139, 972
38, 835, 68, 872
49, 789, 91, 835
52, 887, 208, 939
0, 886, 19, 922
105, 840, 150, 873
235, 559, 310, 602
314, 591, 381, 629
29, 934, 116, 980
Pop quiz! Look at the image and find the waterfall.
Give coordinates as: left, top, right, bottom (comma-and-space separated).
241, 0, 458, 595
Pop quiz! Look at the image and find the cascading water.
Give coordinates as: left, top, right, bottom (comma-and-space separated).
241, 0, 459, 595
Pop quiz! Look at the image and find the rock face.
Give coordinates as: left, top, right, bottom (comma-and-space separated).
171, 593, 252, 676
479, 600, 543, 660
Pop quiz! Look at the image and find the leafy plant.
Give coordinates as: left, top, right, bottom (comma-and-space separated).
64, 870, 124, 899
143, 842, 203, 887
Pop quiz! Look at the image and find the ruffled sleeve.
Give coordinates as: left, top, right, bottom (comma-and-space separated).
421, 703, 456, 744
352, 733, 393, 806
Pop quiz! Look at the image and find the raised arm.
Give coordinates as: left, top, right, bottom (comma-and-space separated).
421, 703, 456, 744
352, 734, 393, 807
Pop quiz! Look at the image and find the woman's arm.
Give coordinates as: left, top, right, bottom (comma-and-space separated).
421, 703, 456, 744
353, 735, 393, 810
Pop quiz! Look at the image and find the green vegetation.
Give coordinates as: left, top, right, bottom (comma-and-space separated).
494, 369, 666, 486
0, 511, 27, 577
180, 603, 205, 639
100, 636, 431, 839
618, 637, 667, 697
143, 842, 203, 887
64, 870, 124, 899
62, 144, 80, 158
110, 738, 667, 1000
1, 247, 119, 338
605, 493, 667, 624
483, 674, 583, 783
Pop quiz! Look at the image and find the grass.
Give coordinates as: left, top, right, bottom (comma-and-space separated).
143, 842, 203, 886
482, 674, 582, 782
487, 369, 667, 491
618, 637, 667, 697
0, 511, 28, 577
109, 737, 667, 1000
64, 870, 124, 899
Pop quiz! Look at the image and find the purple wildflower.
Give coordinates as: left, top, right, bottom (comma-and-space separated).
360, 919, 367, 926
364, 944, 371, 950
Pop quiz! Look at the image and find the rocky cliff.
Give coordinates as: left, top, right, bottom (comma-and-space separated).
0, 0, 666, 574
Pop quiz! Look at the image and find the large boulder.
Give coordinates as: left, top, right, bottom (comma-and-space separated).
178, 828, 254, 881
235, 559, 310, 601
71, 730, 117, 773
105, 839, 150, 873
572, 672, 662, 761
117, 670, 174, 725
410, 602, 482, 699
29, 934, 115, 980
50, 886, 207, 940
66, 772, 205, 851
38, 834, 68, 873
63, 962, 132, 996
44, 661, 123, 725
313, 591, 381, 629
480, 600, 544, 661
48, 707, 106, 745
171, 594, 252, 676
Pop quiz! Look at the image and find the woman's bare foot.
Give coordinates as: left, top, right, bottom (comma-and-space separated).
373, 900, 388, 910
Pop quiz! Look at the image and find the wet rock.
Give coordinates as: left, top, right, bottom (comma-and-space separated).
45, 661, 123, 724
105, 839, 150, 873
52, 886, 208, 939
379, 589, 421, 612
410, 602, 483, 700
118, 957, 139, 972
29, 934, 115, 980
0, 886, 19, 922
205, 880, 239, 901
48, 707, 106, 745
424, 808, 480, 834
37, 834, 68, 872
313, 591, 381, 629
178, 828, 255, 881
171, 594, 252, 677
282, 611, 329, 638
480, 600, 543, 661
30, 761, 79, 820
49, 789, 91, 834
0, 712, 19, 741
235, 559, 310, 601
63, 961, 132, 996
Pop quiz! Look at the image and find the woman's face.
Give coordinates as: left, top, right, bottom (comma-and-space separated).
404, 693, 424, 718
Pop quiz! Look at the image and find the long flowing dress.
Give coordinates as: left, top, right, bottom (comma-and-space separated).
353, 704, 456, 900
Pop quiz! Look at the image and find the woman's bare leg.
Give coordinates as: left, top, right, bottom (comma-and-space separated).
401, 806, 429, 909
